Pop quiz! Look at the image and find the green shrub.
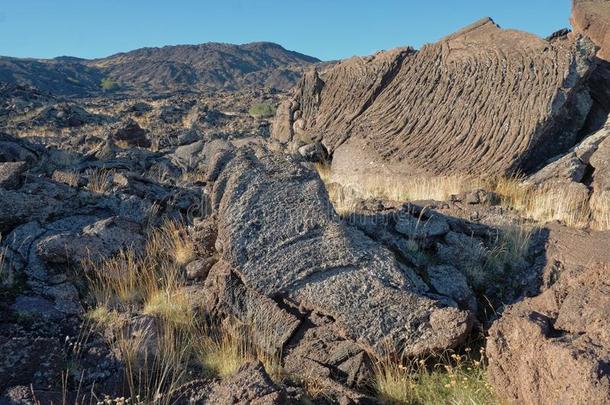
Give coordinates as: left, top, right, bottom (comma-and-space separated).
100, 78, 119, 92
249, 102, 276, 118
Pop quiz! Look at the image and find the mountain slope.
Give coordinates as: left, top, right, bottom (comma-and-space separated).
0, 42, 320, 97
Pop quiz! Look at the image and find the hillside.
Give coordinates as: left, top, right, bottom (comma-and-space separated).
0, 42, 319, 97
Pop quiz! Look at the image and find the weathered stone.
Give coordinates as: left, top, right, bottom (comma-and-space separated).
426, 265, 477, 312
0, 162, 26, 189
297, 141, 328, 162
112, 119, 151, 147
0, 191, 65, 234
275, 18, 597, 177
206, 362, 286, 404
36, 216, 144, 264
10, 296, 63, 321
394, 211, 450, 239
572, 0, 610, 61
185, 256, 216, 280
487, 264, 610, 405
208, 146, 473, 357
204, 260, 301, 355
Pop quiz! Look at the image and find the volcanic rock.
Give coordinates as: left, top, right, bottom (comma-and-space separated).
274, 18, 598, 178
112, 119, 151, 148
572, 0, 610, 61
487, 224, 610, 404
205, 146, 473, 357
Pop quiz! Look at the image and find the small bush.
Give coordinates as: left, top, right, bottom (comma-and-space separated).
100, 78, 120, 92
249, 102, 276, 118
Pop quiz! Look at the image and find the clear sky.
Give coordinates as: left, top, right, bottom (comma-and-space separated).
0, 0, 572, 61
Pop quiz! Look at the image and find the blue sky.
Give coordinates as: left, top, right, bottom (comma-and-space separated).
0, 0, 572, 61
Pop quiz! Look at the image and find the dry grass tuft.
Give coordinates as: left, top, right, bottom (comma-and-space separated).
484, 223, 535, 276
373, 348, 497, 405
84, 219, 284, 402
316, 165, 609, 230
85, 220, 197, 403
86, 169, 114, 195
494, 177, 591, 229
315, 164, 482, 215
143, 289, 193, 327
591, 191, 610, 231
195, 323, 254, 378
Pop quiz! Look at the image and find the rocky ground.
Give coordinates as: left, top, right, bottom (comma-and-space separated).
1, 1, 610, 405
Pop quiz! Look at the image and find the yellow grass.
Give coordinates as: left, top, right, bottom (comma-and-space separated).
315, 164, 609, 230
86, 169, 114, 195
591, 191, 610, 231
494, 177, 592, 229
83, 219, 286, 402
84, 220, 198, 404
195, 322, 254, 378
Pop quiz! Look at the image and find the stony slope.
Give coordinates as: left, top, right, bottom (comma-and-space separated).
273, 18, 598, 177
0, 42, 319, 97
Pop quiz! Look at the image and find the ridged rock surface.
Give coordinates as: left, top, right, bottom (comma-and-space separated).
205, 146, 473, 357
273, 18, 598, 176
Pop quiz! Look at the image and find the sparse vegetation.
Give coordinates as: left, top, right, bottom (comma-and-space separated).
493, 177, 592, 229
248, 102, 276, 118
82, 220, 284, 403
592, 191, 610, 230
86, 169, 114, 195
373, 348, 497, 405
315, 165, 610, 231
100, 78, 120, 92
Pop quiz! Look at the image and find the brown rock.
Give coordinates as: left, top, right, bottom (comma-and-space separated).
274, 18, 597, 177
112, 119, 151, 148
487, 224, 610, 404
487, 264, 610, 405
572, 0, 610, 61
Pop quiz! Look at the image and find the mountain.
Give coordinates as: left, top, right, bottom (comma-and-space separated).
0, 42, 320, 97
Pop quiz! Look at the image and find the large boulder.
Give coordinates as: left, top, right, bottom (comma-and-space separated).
204, 146, 473, 359
487, 224, 610, 404
274, 18, 597, 178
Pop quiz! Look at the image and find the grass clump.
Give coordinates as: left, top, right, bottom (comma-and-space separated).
195, 323, 253, 378
249, 102, 276, 118
315, 164, 608, 230
374, 349, 497, 405
494, 177, 592, 229
86, 169, 114, 195
84, 220, 197, 404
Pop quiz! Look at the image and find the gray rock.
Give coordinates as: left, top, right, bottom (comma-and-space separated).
185, 256, 216, 280
0, 191, 65, 234
206, 361, 286, 404
36, 216, 144, 264
10, 296, 63, 321
297, 141, 328, 162
207, 146, 473, 357
394, 211, 450, 239
112, 119, 151, 148
0, 162, 26, 189
426, 265, 477, 312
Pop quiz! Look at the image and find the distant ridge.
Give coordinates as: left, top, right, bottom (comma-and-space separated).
0, 42, 320, 97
